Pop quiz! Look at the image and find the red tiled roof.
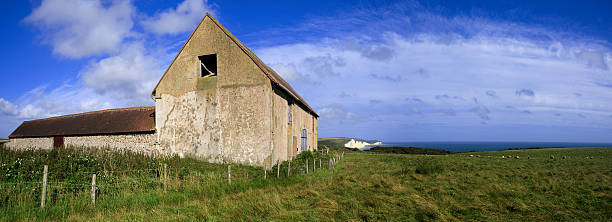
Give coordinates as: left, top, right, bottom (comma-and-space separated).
9, 106, 155, 138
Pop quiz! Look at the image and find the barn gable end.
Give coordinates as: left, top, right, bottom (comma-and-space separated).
152, 14, 275, 166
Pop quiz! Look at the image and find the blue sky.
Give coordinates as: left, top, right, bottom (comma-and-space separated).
1, 0, 611, 142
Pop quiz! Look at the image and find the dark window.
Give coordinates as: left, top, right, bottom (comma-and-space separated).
53, 136, 64, 148
198, 54, 217, 77
301, 129, 307, 151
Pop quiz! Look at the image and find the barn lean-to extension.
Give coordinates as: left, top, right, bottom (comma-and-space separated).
6, 13, 318, 168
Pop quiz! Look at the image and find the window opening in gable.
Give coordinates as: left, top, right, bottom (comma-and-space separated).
199, 54, 217, 77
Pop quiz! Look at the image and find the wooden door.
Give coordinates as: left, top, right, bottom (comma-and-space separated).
53, 136, 64, 148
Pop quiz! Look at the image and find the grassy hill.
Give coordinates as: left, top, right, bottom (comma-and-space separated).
318, 137, 351, 146
1, 145, 610, 221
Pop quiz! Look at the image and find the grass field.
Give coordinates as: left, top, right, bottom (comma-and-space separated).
1, 146, 610, 221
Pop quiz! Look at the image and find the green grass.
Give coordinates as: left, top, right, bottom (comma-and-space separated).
1, 144, 610, 221
318, 137, 351, 146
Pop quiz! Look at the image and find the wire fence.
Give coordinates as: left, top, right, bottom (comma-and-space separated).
0, 151, 345, 210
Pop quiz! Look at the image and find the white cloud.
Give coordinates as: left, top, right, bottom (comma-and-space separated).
269, 63, 303, 81
0, 98, 19, 116
318, 104, 360, 123
255, 18, 612, 138
24, 0, 134, 58
0, 84, 116, 123
2, 0, 220, 136
141, 0, 213, 35
81, 42, 164, 105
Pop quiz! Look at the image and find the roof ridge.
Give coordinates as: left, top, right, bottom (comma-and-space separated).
151, 13, 211, 97
151, 13, 317, 117
204, 15, 318, 117
24, 106, 155, 122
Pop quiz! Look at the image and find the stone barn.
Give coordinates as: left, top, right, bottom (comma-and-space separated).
7, 13, 319, 167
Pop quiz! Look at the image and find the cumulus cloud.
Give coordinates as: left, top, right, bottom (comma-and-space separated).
142, 0, 214, 35
0, 99, 19, 116
24, 0, 134, 58
81, 43, 164, 105
342, 41, 395, 61
318, 104, 360, 123
303, 54, 345, 77
2, 0, 213, 131
0, 84, 115, 122
269, 63, 303, 82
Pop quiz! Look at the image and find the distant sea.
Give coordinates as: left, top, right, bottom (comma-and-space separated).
366, 142, 612, 153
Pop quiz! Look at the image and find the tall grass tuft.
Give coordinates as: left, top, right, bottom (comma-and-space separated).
414, 158, 445, 175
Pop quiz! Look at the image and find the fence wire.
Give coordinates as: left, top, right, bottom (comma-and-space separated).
0, 152, 345, 210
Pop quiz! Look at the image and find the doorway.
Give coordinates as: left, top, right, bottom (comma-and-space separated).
53, 136, 64, 148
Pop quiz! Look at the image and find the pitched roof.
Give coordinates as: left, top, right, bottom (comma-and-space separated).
9, 107, 155, 138
151, 13, 318, 117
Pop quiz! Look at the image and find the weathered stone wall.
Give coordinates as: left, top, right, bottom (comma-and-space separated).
65, 134, 156, 154
313, 117, 318, 149
6, 137, 53, 150
219, 84, 272, 167
154, 16, 269, 99
155, 90, 220, 159
153, 15, 274, 166
6, 134, 155, 153
291, 103, 316, 153
271, 87, 290, 165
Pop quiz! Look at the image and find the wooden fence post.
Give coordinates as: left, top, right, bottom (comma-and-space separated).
264, 167, 267, 179
91, 174, 96, 206
277, 160, 280, 178
313, 159, 316, 171
41, 165, 48, 208
288, 161, 291, 177
306, 161, 309, 174
329, 158, 332, 169
163, 163, 167, 193
319, 158, 322, 169
228, 165, 231, 185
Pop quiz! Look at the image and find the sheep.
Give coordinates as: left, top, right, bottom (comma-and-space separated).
515, 156, 520, 159
550, 155, 554, 159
